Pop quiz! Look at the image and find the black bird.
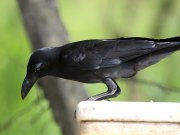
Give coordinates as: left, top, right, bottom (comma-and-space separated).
21, 37, 180, 100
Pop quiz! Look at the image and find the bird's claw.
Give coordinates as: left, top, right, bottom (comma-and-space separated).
86, 96, 97, 101
86, 97, 111, 101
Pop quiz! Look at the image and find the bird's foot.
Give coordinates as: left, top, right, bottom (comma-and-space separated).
86, 96, 111, 101
86, 96, 97, 101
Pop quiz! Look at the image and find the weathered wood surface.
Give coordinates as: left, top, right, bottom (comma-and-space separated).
76, 101, 180, 135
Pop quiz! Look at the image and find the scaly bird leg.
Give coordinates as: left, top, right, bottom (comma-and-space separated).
87, 78, 121, 101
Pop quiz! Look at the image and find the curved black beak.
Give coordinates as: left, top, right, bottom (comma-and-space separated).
21, 74, 38, 99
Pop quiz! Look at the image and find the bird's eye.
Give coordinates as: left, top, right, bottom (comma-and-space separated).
35, 67, 41, 72
35, 63, 43, 73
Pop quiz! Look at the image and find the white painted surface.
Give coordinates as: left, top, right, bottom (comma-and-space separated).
76, 101, 180, 122
76, 101, 180, 135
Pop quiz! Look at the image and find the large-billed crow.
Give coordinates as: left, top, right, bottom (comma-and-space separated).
21, 37, 180, 100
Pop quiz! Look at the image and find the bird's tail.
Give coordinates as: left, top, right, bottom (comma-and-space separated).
153, 37, 180, 50
134, 37, 180, 71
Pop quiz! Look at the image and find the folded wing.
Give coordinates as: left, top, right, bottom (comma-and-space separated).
60, 38, 156, 70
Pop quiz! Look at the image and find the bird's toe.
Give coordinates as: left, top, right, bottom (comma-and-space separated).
86, 96, 97, 101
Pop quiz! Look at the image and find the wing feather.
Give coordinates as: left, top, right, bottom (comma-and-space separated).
60, 38, 155, 70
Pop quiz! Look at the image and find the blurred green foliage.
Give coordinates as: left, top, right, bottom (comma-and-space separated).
0, 0, 180, 135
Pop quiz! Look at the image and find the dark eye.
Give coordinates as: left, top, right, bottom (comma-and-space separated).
35, 67, 41, 72
35, 63, 43, 72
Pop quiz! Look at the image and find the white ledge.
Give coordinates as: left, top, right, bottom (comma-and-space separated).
76, 101, 180, 135
76, 101, 180, 122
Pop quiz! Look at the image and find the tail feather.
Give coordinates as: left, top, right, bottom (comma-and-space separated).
156, 36, 180, 42
134, 45, 180, 71
148, 37, 180, 52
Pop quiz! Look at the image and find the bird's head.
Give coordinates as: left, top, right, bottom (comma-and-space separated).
21, 48, 55, 99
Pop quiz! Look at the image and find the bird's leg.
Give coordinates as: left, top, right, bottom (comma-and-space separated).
87, 78, 121, 101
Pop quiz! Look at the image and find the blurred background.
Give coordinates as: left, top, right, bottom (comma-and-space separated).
0, 0, 180, 135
